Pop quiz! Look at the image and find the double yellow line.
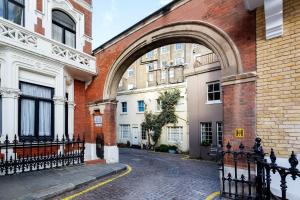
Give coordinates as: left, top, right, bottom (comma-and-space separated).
205, 191, 220, 200
62, 165, 132, 200
62, 164, 219, 200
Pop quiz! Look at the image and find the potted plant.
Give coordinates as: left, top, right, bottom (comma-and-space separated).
200, 140, 211, 160
168, 145, 178, 154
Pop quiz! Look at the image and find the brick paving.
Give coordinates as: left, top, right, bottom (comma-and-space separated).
56, 148, 220, 200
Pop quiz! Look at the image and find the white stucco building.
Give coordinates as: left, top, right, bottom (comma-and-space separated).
116, 83, 189, 152
0, 0, 96, 160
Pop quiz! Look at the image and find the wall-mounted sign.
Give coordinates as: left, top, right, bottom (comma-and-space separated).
94, 115, 102, 127
235, 128, 244, 138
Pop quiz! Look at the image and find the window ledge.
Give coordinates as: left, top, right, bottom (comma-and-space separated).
120, 113, 128, 115
206, 101, 222, 105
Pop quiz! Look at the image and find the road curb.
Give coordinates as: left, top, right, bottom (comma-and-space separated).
43, 164, 128, 200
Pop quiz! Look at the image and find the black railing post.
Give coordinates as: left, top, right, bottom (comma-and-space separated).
253, 138, 264, 200
4, 135, 9, 175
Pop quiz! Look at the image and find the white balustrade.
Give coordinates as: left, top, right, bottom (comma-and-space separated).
0, 18, 96, 74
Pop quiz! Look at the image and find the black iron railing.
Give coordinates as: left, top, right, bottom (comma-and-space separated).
0, 134, 85, 175
219, 138, 300, 200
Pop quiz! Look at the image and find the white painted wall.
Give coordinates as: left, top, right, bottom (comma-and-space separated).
0, 47, 75, 142
116, 83, 189, 152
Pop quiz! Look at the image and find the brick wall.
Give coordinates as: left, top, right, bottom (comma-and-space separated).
223, 82, 256, 150
256, 0, 300, 157
74, 80, 92, 142
34, 17, 45, 35
69, 0, 92, 38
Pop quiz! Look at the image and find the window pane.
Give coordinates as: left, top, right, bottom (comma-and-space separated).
52, 10, 76, 31
0, 0, 3, 17
214, 92, 221, 100
214, 83, 220, 91
52, 24, 64, 43
208, 93, 214, 101
65, 30, 76, 48
208, 84, 214, 92
8, 2, 24, 26
21, 83, 52, 99
21, 99, 35, 136
39, 102, 52, 136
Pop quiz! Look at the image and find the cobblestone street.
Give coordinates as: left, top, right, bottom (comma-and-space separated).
56, 148, 220, 200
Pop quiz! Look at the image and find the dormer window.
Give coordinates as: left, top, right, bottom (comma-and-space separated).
52, 10, 76, 48
0, 0, 24, 26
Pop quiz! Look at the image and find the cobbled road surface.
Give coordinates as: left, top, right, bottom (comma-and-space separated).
56, 148, 220, 200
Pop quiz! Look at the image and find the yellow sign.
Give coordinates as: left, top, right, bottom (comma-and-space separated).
235, 128, 245, 138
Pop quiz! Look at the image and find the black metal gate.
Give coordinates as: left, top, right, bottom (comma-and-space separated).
219, 138, 299, 200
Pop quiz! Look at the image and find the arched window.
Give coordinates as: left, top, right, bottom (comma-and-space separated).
52, 10, 76, 48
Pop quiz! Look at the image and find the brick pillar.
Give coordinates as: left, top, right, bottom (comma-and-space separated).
102, 102, 119, 163
223, 81, 256, 151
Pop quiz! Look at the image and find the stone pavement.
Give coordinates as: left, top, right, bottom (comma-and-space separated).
56, 148, 221, 200
0, 163, 127, 200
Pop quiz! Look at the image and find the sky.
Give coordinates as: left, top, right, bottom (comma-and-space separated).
92, 0, 173, 49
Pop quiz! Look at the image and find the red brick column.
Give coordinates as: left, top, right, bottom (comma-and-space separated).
223, 81, 256, 151
102, 102, 117, 146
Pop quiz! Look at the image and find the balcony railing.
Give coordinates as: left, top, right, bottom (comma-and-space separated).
0, 18, 96, 74
195, 52, 219, 66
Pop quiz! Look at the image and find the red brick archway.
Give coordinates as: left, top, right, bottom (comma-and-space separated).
78, 0, 257, 162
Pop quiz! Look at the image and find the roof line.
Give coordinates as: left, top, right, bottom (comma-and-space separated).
92, 0, 182, 54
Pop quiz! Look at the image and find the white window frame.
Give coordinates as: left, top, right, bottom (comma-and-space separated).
169, 69, 175, 78
201, 122, 213, 144
128, 68, 134, 77
148, 73, 154, 82
146, 51, 153, 59
175, 57, 184, 65
137, 100, 145, 113
207, 81, 222, 104
147, 63, 154, 71
156, 99, 161, 111
161, 60, 168, 68
217, 122, 223, 146
121, 102, 127, 113
141, 125, 147, 140
167, 126, 183, 143
161, 70, 166, 80
120, 124, 130, 139
175, 43, 183, 51
160, 46, 168, 54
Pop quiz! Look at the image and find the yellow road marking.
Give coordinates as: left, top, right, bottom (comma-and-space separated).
205, 191, 220, 200
62, 165, 132, 200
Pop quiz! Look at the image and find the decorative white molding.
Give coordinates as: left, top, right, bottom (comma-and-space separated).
0, 87, 21, 98
52, 44, 92, 69
53, 96, 66, 105
0, 18, 96, 77
0, 23, 37, 47
264, 0, 283, 40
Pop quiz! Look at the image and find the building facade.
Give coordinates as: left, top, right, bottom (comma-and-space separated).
116, 43, 223, 156
0, 0, 96, 160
